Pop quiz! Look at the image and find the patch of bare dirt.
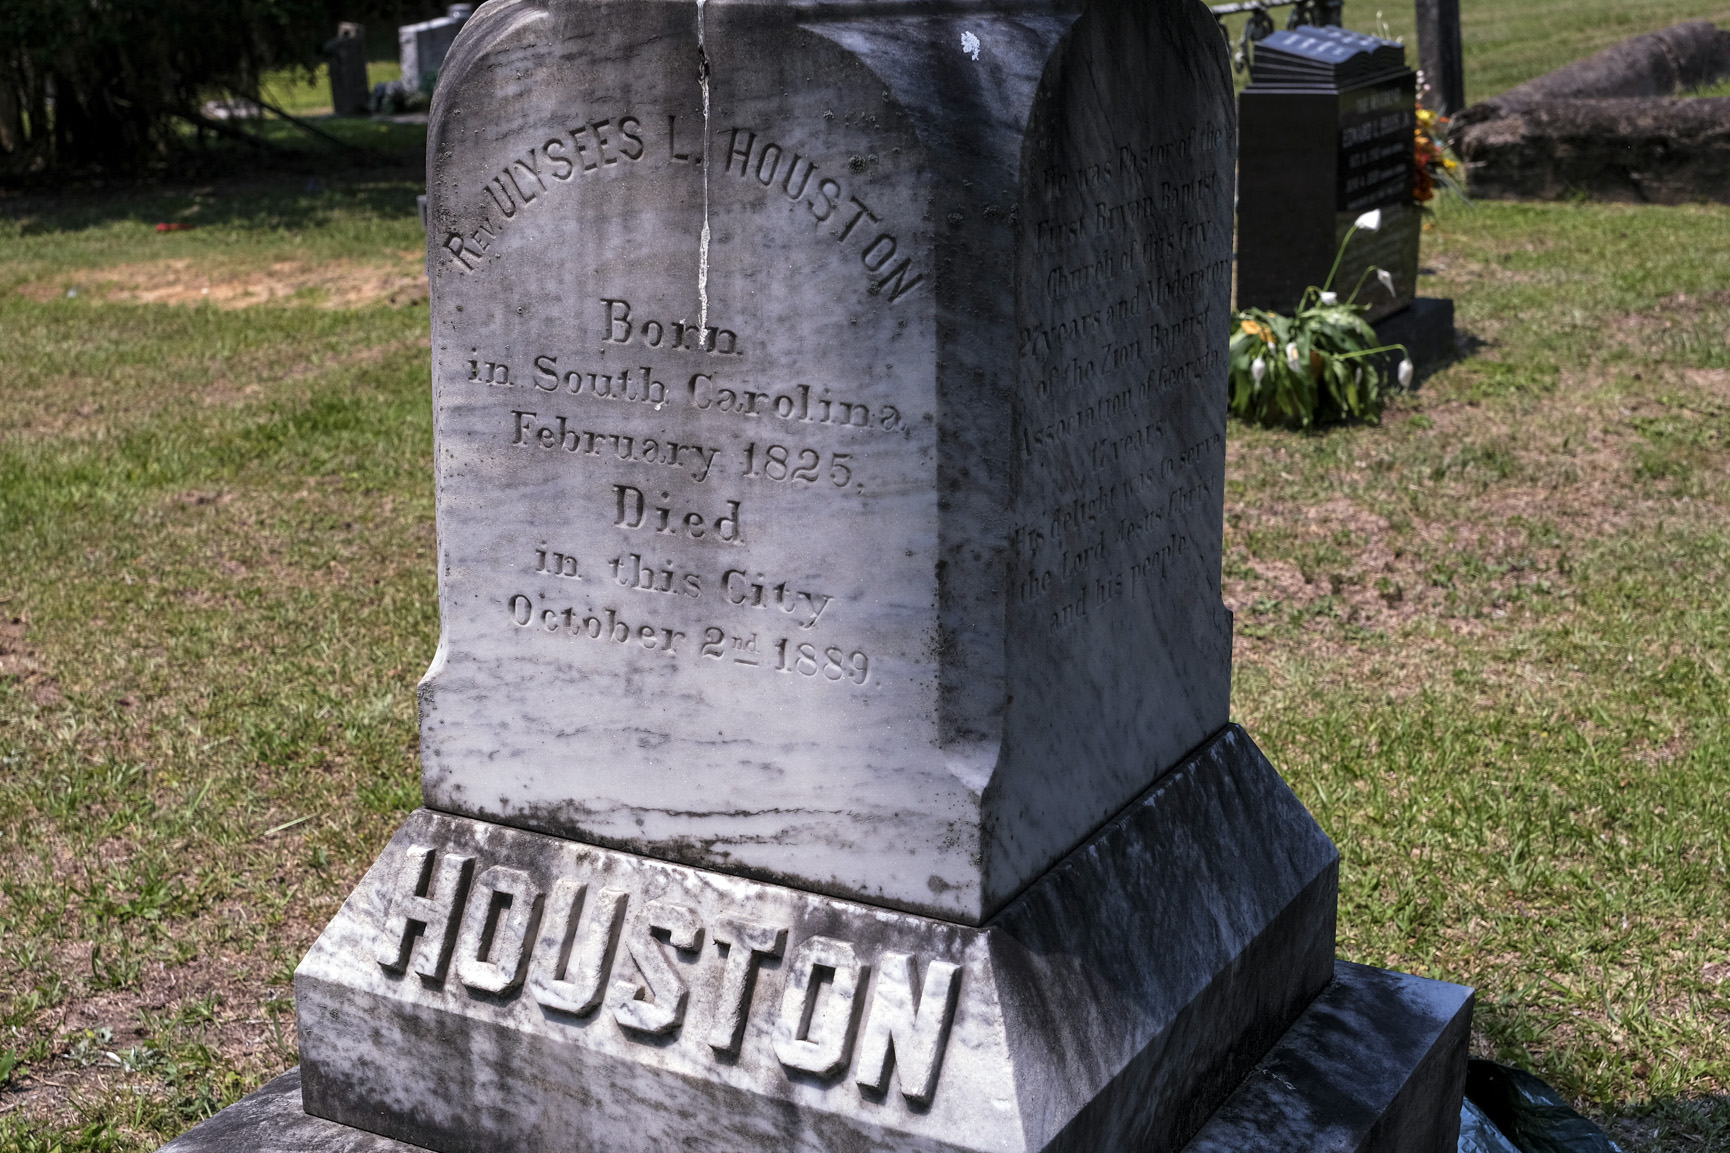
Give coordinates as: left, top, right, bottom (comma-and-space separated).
6, 334, 425, 442
1222, 368, 1729, 702
0, 614, 62, 706
17, 256, 427, 310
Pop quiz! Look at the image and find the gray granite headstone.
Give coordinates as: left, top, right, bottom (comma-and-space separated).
324, 23, 370, 118
1236, 26, 1421, 323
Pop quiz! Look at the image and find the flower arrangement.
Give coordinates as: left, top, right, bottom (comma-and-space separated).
1228, 210, 1413, 429
1413, 101, 1466, 205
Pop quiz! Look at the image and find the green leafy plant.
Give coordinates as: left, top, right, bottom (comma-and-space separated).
1229, 210, 1413, 429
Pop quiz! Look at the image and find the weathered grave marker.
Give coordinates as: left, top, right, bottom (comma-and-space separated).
155, 1, 1474, 1151
399, 4, 473, 96
324, 23, 370, 118
410, 15, 1240, 921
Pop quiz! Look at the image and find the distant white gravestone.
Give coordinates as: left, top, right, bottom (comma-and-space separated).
399, 4, 473, 95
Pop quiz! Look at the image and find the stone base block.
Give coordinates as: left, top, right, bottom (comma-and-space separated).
1182, 961, 1472, 1153
158, 961, 1470, 1153
285, 725, 1339, 1153
1372, 298, 1457, 384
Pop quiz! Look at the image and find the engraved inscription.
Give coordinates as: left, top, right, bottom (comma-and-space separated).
611, 900, 704, 1035
772, 936, 868, 1077
454, 865, 543, 995
445, 114, 648, 269
508, 596, 688, 655
1014, 121, 1230, 633
721, 126, 925, 303
536, 546, 582, 578
374, 845, 474, 981
601, 298, 741, 356
689, 374, 903, 435
1337, 80, 1417, 213
482, 347, 905, 436
373, 847, 966, 1105
699, 628, 870, 683
706, 917, 787, 1057
510, 410, 723, 483
528, 880, 629, 1016
445, 116, 927, 309
855, 952, 962, 1105
612, 486, 744, 542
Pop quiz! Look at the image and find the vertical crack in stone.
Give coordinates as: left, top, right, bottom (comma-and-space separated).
696, 0, 712, 331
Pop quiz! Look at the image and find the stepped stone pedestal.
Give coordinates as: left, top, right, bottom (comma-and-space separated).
156, 0, 1472, 1148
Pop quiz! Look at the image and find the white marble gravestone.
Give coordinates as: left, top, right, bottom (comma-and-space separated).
400, 5, 475, 95
413, 0, 1233, 927
255, 1, 1473, 1151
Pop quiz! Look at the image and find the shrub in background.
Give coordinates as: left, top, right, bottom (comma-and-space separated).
0, 0, 349, 174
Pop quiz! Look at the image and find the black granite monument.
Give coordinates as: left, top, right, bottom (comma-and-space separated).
1237, 25, 1455, 376
1237, 26, 1420, 324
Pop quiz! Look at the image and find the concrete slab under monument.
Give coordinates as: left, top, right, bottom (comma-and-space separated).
152, 0, 1473, 1148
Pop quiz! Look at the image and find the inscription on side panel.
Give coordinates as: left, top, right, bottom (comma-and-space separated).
1015, 129, 1229, 636
371, 845, 965, 1105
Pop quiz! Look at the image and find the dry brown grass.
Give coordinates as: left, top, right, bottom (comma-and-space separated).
15, 256, 426, 311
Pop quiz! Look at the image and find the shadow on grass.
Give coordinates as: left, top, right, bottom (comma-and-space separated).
0, 120, 427, 238
1608, 1092, 1730, 1153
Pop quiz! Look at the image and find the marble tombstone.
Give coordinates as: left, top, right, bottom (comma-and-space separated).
159, 0, 1474, 1151
411, 0, 1239, 928
400, 4, 476, 95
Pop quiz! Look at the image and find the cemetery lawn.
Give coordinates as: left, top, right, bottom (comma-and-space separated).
1226, 198, 1730, 1149
0, 188, 1724, 1152
1224, 0, 1730, 104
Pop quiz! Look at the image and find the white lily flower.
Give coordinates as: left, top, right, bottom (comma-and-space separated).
1286, 342, 1302, 372
1252, 356, 1267, 384
1354, 209, 1383, 231
1320, 291, 1338, 305
1377, 269, 1395, 295
1398, 358, 1414, 388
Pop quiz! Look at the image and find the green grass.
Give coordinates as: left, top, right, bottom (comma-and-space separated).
0, 178, 434, 1148
1, 179, 424, 280
1225, 196, 1730, 1149
260, 62, 405, 118
1, 5, 1728, 1150
1221, 0, 1730, 103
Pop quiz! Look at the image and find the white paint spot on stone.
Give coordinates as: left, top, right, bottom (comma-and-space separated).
960, 30, 980, 61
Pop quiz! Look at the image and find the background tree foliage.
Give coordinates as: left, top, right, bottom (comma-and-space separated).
0, 0, 450, 175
